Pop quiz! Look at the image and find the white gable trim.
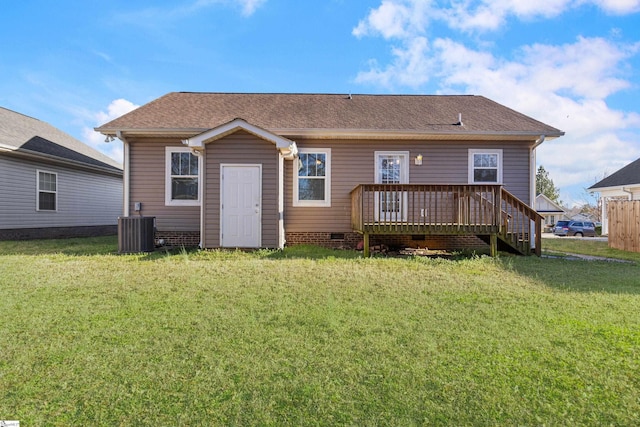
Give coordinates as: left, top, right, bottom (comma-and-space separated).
535, 194, 566, 213
182, 118, 298, 159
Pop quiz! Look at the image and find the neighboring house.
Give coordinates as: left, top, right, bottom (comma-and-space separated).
535, 194, 567, 230
0, 106, 123, 240
97, 92, 563, 255
588, 156, 640, 235
569, 213, 596, 222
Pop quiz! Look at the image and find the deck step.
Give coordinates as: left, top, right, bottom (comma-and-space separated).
477, 233, 532, 256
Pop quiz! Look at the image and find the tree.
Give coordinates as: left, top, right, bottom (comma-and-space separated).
536, 166, 560, 203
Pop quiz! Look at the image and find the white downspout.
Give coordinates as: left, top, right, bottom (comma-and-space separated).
116, 131, 130, 217
198, 149, 205, 249
531, 135, 545, 207
278, 152, 285, 249
601, 196, 609, 236
531, 135, 545, 249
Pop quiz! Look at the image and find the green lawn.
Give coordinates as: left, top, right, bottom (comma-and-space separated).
1, 237, 639, 426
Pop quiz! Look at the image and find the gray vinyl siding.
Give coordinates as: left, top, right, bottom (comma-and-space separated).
284, 139, 532, 233
203, 132, 279, 248
128, 139, 200, 232
0, 154, 122, 229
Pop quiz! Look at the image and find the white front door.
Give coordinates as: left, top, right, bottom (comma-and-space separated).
375, 152, 409, 222
221, 165, 261, 247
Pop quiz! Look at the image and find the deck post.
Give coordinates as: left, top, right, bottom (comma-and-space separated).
490, 233, 498, 257
363, 233, 370, 258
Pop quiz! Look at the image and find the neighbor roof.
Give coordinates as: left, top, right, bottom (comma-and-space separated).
535, 194, 566, 213
0, 106, 122, 172
97, 92, 564, 139
589, 157, 640, 190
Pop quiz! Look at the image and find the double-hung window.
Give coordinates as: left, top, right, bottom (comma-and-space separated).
469, 149, 502, 184
294, 148, 331, 207
165, 147, 200, 206
37, 170, 57, 211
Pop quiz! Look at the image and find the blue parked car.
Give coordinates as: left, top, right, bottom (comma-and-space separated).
554, 220, 596, 237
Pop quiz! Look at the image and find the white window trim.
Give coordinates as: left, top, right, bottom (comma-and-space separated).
36, 169, 57, 212
293, 148, 331, 207
165, 146, 201, 206
468, 149, 503, 184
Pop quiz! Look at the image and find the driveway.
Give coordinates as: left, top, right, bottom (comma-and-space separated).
542, 233, 608, 242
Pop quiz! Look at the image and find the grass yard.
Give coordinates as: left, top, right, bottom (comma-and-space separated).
1, 237, 639, 426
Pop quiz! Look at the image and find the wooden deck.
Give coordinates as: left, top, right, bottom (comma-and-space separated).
350, 184, 542, 257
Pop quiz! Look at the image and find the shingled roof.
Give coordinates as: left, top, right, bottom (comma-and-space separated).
1, 106, 122, 173
589, 157, 640, 190
97, 92, 564, 138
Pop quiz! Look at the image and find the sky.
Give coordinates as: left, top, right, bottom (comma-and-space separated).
1, 0, 639, 207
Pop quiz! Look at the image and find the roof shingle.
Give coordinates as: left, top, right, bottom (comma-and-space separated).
1, 106, 122, 171
589, 157, 640, 189
97, 92, 564, 137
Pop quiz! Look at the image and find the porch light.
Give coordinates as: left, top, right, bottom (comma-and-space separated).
415, 154, 423, 165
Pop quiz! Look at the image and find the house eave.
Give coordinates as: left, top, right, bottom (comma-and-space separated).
273, 129, 563, 141
0, 144, 123, 177
100, 127, 563, 142
589, 183, 640, 193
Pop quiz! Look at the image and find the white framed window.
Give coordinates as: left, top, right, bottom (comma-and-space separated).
37, 170, 57, 211
293, 148, 331, 207
468, 149, 502, 184
165, 147, 201, 206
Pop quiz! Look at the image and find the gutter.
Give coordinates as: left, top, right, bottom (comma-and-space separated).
0, 143, 122, 177
100, 128, 565, 141
532, 134, 546, 149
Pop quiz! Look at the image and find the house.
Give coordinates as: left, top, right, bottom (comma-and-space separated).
588, 156, 640, 235
96, 92, 564, 255
535, 194, 567, 231
0, 106, 123, 240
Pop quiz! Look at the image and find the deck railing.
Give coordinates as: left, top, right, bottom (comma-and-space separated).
350, 184, 542, 255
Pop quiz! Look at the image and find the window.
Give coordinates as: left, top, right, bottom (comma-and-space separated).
294, 149, 331, 207
37, 170, 57, 211
469, 149, 502, 184
165, 147, 200, 206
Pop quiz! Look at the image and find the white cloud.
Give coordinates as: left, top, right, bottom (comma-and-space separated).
353, 1, 414, 39
442, 0, 640, 32
235, 0, 267, 16
355, 37, 432, 88
82, 99, 139, 163
440, 0, 573, 32
194, 0, 267, 16
432, 36, 640, 190
353, 0, 640, 203
116, 0, 266, 28
355, 0, 640, 35
593, 0, 640, 14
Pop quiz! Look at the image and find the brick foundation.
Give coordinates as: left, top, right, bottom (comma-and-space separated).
155, 231, 200, 248
135, 229, 488, 252
285, 232, 489, 252
285, 231, 362, 249
0, 225, 117, 241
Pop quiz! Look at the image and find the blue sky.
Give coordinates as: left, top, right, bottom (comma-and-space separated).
1, 0, 639, 206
